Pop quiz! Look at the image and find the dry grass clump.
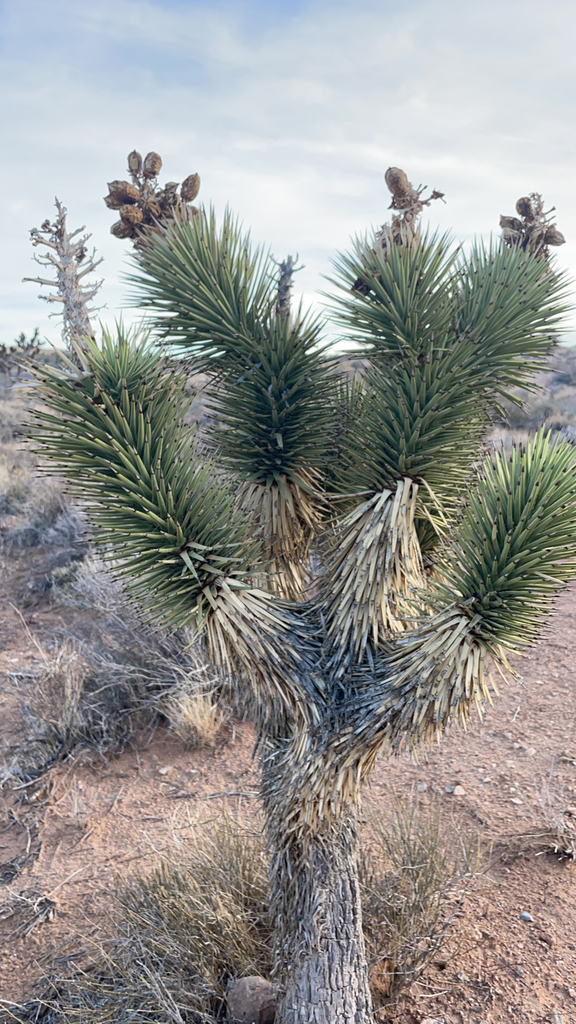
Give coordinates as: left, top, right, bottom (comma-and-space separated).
0, 354, 84, 552
360, 796, 483, 1009
1, 804, 485, 1022
514, 769, 576, 861
16, 814, 272, 1024
165, 689, 224, 748
0, 446, 33, 514
2, 560, 224, 785
0, 391, 29, 445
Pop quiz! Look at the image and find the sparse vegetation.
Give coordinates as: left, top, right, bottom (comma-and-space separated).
360, 797, 483, 1009
1, 557, 225, 785
0, 804, 484, 1023
515, 768, 576, 862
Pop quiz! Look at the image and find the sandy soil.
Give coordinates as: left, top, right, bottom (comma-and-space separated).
1, 541, 576, 1024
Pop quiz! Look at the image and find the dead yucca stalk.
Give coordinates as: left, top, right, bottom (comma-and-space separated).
323, 478, 424, 670
24, 200, 103, 361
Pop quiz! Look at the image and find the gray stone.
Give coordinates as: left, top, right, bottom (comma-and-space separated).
520, 912, 534, 922
227, 976, 277, 1024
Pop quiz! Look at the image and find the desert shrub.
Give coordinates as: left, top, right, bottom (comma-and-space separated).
0, 444, 33, 513
360, 796, 483, 1009
11, 814, 272, 1024
0, 805, 484, 1022
514, 768, 576, 861
1, 561, 222, 785
165, 688, 224, 747
493, 344, 576, 434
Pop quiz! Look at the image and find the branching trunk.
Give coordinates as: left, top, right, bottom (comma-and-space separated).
265, 749, 373, 1024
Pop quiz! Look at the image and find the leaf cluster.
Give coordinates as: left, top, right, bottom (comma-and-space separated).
129, 208, 336, 488
434, 431, 576, 650
30, 326, 259, 631
326, 232, 571, 529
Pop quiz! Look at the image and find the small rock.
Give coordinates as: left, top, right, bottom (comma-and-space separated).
525, 748, 536, 757
538, 930, 555, 947
568, 987, 576, 998
445, 785, 455, 794
510, 797, 523, 805
453, 785, 466, 796
158, 766, 174, 776
420, 1018, 445, 1024
457, 971, 470, 982
515, 965, 524, 976
416, 782, 427, 793
227, 976, 277, 1024
549, 1013, 564, 1024
520, 912, 534, 923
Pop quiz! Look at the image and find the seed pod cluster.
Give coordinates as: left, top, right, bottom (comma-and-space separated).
500, 193, 565, 258
372, 167, 445, 259
104, 149, 201, 244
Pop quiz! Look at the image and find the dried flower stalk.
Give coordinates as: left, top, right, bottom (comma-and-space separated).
23, 199, 103, 359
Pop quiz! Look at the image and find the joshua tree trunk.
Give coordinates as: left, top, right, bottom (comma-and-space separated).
266, 772, 372, 1024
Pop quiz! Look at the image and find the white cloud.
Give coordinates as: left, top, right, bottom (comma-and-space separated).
1, 0, 575, 345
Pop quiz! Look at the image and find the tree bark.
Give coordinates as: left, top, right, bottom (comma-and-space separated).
268, 814, 373, 1024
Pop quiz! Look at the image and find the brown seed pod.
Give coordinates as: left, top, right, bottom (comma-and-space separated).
515, 196, 534, 220
143, 152, 162, 178
385, 167, 413, 200
119, 204, 144, 226
104, 193, 124, 211
110, 220, 135, 239
544, 226, 566, 247
501, 227, 521, 246
499, 215, 523, 232
181, 173, 200, 202
525, 223, 545, 246
106, 180, 141, 205
127, 150, 142, 176
156, 182, 180, 210
143, 199, 162, 220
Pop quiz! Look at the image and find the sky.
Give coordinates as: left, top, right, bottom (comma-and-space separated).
1, 0, 576, 346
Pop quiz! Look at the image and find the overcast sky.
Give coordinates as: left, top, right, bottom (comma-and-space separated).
2, 0, 576, 346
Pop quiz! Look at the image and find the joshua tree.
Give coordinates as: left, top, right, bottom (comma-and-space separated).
30, 164, 576, 1023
